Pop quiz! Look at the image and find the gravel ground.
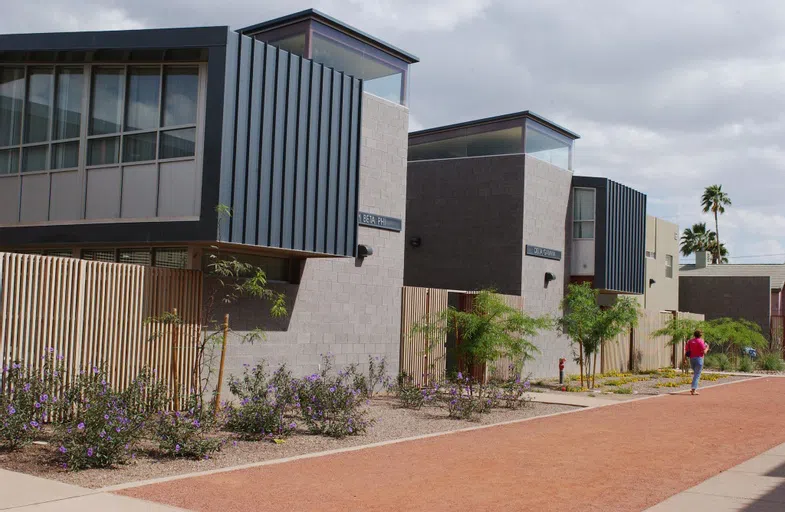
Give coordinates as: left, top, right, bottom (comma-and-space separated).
533, 370, 755, 401
0, 397, 575, 489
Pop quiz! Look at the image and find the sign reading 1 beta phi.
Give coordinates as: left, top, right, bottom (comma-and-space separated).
357, 212, 402, 232
525, 245, 562, 261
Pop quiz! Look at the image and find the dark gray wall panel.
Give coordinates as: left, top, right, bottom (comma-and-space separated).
85, 167, 121, 220
218, 33, 361, 257
158, 161, 198, 217
20, 174, 50, 223
0, 177, 20, 224
680, 276, 770, 334
120, 165, 157, 219
49, 171, 81, 222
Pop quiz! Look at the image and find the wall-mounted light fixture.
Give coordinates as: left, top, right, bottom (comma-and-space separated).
544, 272, 556, 288
357, 245, 374, 258
409, 236, 422, 248
649, 278, 656, 287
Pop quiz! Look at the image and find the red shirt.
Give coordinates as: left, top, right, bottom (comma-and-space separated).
686, 338, 707, 358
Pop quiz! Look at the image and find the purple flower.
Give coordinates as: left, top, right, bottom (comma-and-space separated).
30, 421, 39, 428
87, 448, 93, 457
57, 355, 64, 361
22, 424, 27, 431
77, 422, 85, 430
348, 427, 353, 433
329, 387, 336, 393
61, 463, 67, 469
59, 446, 67, 454
34, 402, 41, 409
175, 444, 181, 453
23, 383, 31, 392
523, 381, 531, 389
232, 441, 238, 447
131, 453, 136, 459
66, 428, 72, 434
99, 430, 106, 438
125, 444, 130, 450
6, 405, 15, 415
41, 394, 49, 402
115, 427, 121, 433
12, 363, 20, 370
192, 420, 200, 428
289, 422, 297, 429
92, 367, 99, 375
104, 415, 109, 420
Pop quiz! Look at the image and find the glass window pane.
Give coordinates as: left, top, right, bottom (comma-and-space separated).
525, 123, 571, 170
24, 67, 54, 144
21, 144, 48, 172
0, 67, 25, 147
125, 67, 160, 131
123, 132, 157, 162
82, 249, 115, 262
408, 127, 523, 161
90, 68, 123, 135
43, 249, 73, 258
154, 248, 188, 269
87, 136, 119, 166
162, 67, 198, 127
159, 128, 195, 159
573, 189, 595, 221
0, 148, 19, 174
574, 221, 595, 239
119, 249, 152, 266
51, 141, 79, 169
53, 68, 83, 140
268, 34, 306, 57
364, 72, 403, 105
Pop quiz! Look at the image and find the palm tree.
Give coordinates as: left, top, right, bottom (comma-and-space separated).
701, 185, 732, 264
707, 239, 729, 264
680, 223, 713, 257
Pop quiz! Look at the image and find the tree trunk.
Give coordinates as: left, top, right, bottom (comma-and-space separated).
592, 350, 598, 388
714, 210, 721, 264
579, 341, 584, 388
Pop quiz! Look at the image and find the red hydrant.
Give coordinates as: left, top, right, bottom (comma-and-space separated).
559, 358, 566, 385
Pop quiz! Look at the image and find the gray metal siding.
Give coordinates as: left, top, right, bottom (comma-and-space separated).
219, 31, 361, 256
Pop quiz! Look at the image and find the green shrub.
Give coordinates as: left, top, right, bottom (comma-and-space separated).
612, 387, 633, 395
0, 352, 67, 449
154, 400, 222, 460
225, 362, 298, 440
737, 357, 754, 373
56, 367, 166, 470
758, 354, 785, 372
705, 354, 732, 371
394, 372, 437, 410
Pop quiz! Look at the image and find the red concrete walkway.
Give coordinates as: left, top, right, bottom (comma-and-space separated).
121, 378, 785, 512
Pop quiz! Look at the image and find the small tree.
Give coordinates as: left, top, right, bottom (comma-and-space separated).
414, 290, 551, 380
654, 317, 769, 364
558, 283, 639, 388
653, 316, 702, 369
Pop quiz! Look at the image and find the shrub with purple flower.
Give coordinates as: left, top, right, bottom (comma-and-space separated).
154, 395, 222, 459
55, 366, 166, 470
225, 362, 298, 440
296, 356, 371, 438
0, 352, 67, 449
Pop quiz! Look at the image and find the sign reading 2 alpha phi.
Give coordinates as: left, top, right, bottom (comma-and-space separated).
526, 245, 562, 261
358, 212, 402, 232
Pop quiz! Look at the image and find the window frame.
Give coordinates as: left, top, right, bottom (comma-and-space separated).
665, 254, 674, 279
572, 187, 596, 240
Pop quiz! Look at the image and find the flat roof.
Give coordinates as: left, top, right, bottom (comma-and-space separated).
680, 263, 785, 291
238, 9, 419, 64
409, 110, 581, 141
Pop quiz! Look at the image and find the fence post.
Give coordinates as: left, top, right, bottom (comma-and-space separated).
172, 308, 180, 410
214, 314, 230, 419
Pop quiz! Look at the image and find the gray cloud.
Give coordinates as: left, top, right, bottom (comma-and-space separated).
2, 0, 782, 262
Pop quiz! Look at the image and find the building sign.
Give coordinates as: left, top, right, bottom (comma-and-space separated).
526, 245, 562, 261
357, 212, 402, 232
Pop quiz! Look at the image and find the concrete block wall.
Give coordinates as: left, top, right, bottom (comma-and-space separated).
213, 93, 409, 386
679, 275, 771, 335
520, 156, 576, 378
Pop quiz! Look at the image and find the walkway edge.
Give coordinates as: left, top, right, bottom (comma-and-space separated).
104, 376, 760, 493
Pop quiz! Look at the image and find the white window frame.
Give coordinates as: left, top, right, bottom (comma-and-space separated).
665, 254, 674, 278
572, 187, 596, 240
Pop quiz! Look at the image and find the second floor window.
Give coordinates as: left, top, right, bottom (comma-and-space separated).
573, 188, 595, 239
666, 254, 673, 278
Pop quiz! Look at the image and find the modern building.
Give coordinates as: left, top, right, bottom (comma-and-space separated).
404, 111, 648, 376
680, 255, 785, 337
639, 216, 679, 312
0, 9, 417, 377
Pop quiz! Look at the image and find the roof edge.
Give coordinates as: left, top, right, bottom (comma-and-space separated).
237, 9, 419, 64
408, 110, 580, 141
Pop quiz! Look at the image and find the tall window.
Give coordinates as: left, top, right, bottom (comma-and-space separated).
573, 188, 595, 239
0, 63, 200, 174
665, 254, 673, 278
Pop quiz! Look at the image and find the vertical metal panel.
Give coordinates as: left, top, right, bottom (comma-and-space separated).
282, 54, 300, 249
346, 79, 361, 256
315, 67, 332, 254
217, 31, 239, 241
336, 77, 351, 254
257, 45, 277, 246
244, 40, 266, 246
269, 51, 288, 248
326, 71, 342, 254
293, 59, 311, 251
305, 63, 321, 251
230, 36, 253, 243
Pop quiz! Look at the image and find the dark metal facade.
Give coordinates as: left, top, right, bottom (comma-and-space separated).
573, 176, 646, 294
218, 31, 362, 257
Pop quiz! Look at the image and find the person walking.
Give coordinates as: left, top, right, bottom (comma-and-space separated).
685, 330, 709, 395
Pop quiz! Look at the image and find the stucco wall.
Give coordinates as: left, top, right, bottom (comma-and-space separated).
641, 216, 679, 312
404, 155, 526, 295
211, 93, 408, 384
679, 275, 770, 334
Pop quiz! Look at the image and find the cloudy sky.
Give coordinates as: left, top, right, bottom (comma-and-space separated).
3, 0, 783, 263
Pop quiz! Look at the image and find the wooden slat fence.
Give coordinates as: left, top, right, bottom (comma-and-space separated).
399, 287, 525, 386
601, 310, 704, 373
0, 252, 202, 408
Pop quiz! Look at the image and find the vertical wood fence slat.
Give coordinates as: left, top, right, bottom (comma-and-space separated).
0, 253, 201, 408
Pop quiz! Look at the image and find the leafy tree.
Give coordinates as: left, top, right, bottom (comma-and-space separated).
558, 283, 640, 388
414, 290, 551, 379
654, 317, 768, 362
701, 184, 732, 264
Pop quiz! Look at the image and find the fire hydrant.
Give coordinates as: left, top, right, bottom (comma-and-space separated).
559, 358, 566, 385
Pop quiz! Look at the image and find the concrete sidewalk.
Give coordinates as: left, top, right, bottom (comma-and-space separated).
646, 442, 785, 511
0, 468, 186, 511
